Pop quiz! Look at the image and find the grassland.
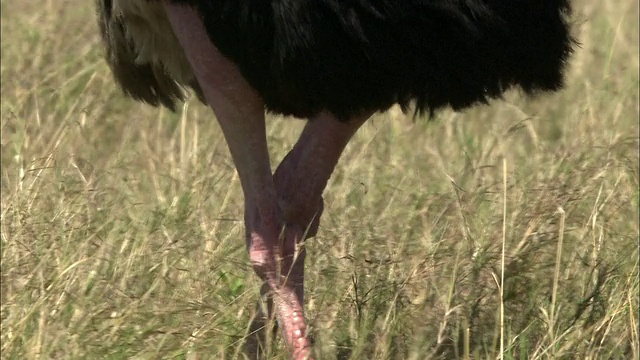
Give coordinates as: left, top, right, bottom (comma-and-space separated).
1, 1, 638, 359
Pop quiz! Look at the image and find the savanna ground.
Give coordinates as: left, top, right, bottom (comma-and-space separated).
1, 1, 638, 359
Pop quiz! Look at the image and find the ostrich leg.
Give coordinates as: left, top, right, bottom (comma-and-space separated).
245, 112, 368, 358
164, 4, 313, 359
274, 111, 369, 242
256, 112, 369, 352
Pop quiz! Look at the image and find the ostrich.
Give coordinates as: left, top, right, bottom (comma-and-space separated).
96, 1, 575, 359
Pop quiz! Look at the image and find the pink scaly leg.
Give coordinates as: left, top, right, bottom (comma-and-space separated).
269, 111, 370, 341
244, 111, 369, 358
164, 4, 313, 359
274, 111, 370, 243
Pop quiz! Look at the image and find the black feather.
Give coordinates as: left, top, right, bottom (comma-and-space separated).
150, 0, 576, 120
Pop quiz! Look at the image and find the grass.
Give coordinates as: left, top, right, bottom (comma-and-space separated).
1, 1, 638, 359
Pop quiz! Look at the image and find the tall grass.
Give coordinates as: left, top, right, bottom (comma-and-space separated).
2, 1, 638, 359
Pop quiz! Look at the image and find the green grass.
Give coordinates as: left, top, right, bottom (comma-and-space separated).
1, 1, 638, 359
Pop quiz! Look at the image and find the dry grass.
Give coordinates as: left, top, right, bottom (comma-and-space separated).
1, 1, 638, 359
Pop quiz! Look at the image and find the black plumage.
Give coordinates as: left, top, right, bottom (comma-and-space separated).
145, 0, 574, 120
